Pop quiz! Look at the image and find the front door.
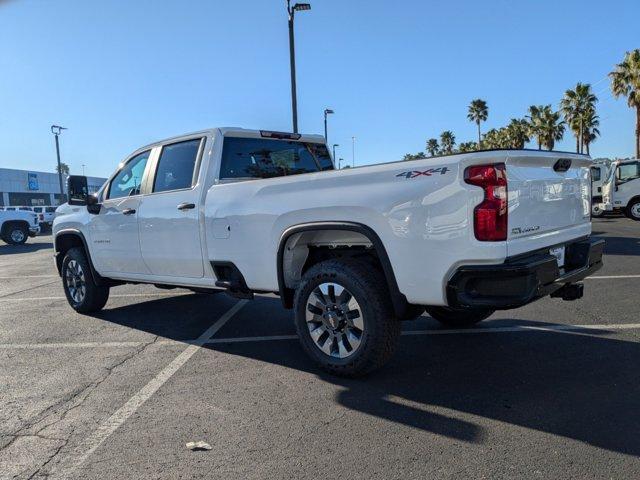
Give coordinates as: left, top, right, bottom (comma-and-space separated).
137, 138, 205, 278
89, 150, 151, 275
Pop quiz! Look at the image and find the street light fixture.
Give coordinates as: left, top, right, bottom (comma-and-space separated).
286, 1, 311, 134
332, 143, 339, 162
324, 108, 334, 142
51, 125, 68, 204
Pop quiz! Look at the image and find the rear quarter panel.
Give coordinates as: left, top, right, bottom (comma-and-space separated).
204, 153, 511, 305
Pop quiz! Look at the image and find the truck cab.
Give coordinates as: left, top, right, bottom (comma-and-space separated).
598, 159, 640, 220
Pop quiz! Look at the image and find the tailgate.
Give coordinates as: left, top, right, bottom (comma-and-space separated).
506, 153, 592, 257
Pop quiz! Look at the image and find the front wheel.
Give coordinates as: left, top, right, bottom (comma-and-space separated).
591, 204, 604, 218
625, 199, 640, 221
62, 247, 110, 313
3, 224, 28, 245
293, 259, 400, 377
425, 306, 494, 327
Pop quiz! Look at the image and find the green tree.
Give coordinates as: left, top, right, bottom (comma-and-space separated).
458, 141, 478, 153
505, 118, 530, 149
560, 82, 598, 153
426, 138, 439, 156
581, 109, 600, 156
56, 162, 70, 175
610, 49, 640, 158
467, 99, 489, 147
440, 131, 456, 154
527, 105, 564, 150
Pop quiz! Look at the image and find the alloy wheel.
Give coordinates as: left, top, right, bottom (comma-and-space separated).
65, 259, 86, 304
10, 229, 25, 243
305, 282, 364, 358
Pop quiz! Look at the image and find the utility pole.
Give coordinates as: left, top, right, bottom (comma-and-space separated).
286, 1, 311, 133
51, 125, 67, 203
351, 136, 356, 167
332, 143, 339, 162
324, 108, 334, 141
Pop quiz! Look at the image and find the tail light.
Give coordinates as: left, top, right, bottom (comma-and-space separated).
39, 214, 44, 221
464, 163, 508, 241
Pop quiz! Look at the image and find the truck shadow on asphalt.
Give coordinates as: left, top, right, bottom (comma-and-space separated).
0, 242, 53, 254
89, 293, 640, 457
591, 235, 640, 256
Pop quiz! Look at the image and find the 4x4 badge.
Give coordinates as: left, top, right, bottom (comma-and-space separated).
396, 167, 450, 179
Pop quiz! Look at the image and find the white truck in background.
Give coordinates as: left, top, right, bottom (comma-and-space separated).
0, 209, 40, 244
595, 159, 640, 220
52, 128, 604, 376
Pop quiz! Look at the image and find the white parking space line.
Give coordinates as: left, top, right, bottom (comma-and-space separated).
3, 322, 639, 351
53, 299, 248, 478
586, 275, 640, 280
0, 274, 58, 279
0, 292, 192, 302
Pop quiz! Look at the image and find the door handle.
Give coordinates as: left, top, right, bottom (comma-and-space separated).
177, 202, 196, 211
122, 208, 136, 215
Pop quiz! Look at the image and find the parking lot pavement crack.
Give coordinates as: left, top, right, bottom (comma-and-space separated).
1, 336, 160, 476
0, 280, 60, 299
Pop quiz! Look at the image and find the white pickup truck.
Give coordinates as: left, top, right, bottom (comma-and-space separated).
53, 128, 604, 376
0, 209, 40, 244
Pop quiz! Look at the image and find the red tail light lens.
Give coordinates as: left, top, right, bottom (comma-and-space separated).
464, 163, 508, 241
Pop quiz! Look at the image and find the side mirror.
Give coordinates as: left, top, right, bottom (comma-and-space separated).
67, 176, 89, 205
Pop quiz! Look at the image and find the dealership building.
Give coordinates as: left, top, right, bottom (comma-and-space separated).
0, 168, 107, 207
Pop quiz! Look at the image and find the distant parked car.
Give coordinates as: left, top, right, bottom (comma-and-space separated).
33, 206, 57, 230
0, 210, 40, 245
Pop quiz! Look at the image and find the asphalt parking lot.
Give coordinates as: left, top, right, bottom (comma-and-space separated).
1, 216, 639, 479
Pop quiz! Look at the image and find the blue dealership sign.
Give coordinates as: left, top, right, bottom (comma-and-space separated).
28, 172, 39, 191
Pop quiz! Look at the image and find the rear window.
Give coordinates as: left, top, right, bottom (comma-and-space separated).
220, 137, 333, 180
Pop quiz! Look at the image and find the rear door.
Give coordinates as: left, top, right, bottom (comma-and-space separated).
505, 153, 592, 257
137, 137, 206, 278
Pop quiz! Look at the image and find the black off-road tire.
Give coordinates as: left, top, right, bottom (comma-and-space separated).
425, 306, 495, 327
2, 223, 29, 245
62, 247, 110, 313
293, 259, 400, 377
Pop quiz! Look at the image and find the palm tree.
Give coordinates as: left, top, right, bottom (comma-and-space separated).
540, 107, 565, 150
581, 109, 600, 156
526, 105, 546, 149
610, 49, 640, 158
505, 118, 530, 149
56, 162, 70, 175
426, 138, 439, 156
440, 131, 456, 154
560, 82, 598, 153
458, 141, 478, 153
467, 99, 489, 147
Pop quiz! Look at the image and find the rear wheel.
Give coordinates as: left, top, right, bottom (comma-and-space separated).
293, 259, 400, 377
425, 306, 494, 327
591, 204, 604, 217
625, 199, 640, 221
62, 247, 110, 313
3, 223, 28, 245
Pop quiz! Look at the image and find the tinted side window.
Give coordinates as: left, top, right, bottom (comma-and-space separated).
220, 138, 333, 179
107, 150, 150, 200
590, 167, 601, 182
153, 139, 202, 193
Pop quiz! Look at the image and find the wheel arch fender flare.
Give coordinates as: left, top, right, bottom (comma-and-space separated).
54, 229, 105, 285
276, 221, 410, 317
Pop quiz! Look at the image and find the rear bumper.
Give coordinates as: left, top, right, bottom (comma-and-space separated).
447, 238, 604, 309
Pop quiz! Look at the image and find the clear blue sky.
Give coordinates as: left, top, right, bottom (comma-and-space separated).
0, 0, 638, 178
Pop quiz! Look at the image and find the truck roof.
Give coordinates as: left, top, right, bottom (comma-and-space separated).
139, 128, 325, 151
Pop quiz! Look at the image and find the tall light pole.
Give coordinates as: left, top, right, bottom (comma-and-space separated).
324, 108, 334, 141
338, 158, 344, 169
351, 136, 356, 167
286, 1, 311, 133
332, 143, 339, 162
51, 125, 67, 203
